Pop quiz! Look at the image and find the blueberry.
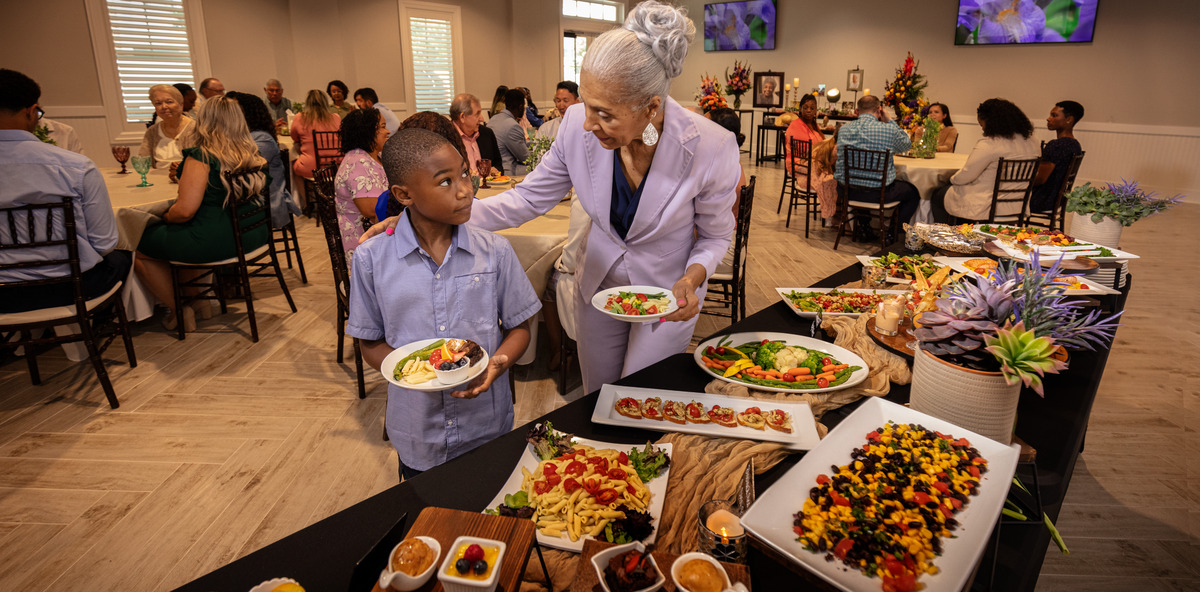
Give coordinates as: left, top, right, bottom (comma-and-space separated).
456, 357, 469, 368
455, 558, 471, 574
439, 361, 454, 371
472, 559, 488, 575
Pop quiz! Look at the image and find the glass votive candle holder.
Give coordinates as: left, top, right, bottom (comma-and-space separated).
874, 298, 903, 336
697, 500, 748, 564
862, 265, 889, 290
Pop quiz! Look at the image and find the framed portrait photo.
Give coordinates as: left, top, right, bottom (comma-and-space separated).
753, 71, 784, 109
846, 69, 864, 92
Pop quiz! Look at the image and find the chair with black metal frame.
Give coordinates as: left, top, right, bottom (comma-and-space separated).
1026, 151, 1085, 232
311, 165, 366, 398
704, 175, 756, 323
271, 146, 308, 284
168, 166, 297, 342
983, 157, 1040, 226
835, 147, 897, 250
782, 137, 817, 236
0, 197, 136, 409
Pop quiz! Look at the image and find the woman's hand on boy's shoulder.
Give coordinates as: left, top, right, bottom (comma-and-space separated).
360, 215, 401, 244
450, 354, 510, 399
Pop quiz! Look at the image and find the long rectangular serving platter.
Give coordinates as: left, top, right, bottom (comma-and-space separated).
937, 256, 1121, 296
592, 384, 822, 450
776, 287, 908, 318
740, 397, 1020, 592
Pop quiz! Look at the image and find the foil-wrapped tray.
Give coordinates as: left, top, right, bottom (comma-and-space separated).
907, 223, 990, 254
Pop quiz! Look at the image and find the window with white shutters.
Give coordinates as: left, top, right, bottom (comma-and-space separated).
409, 16, 456, 114
104, 0, 197, 123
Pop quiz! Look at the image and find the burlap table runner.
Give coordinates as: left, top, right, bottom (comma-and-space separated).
519, 314, 912, 590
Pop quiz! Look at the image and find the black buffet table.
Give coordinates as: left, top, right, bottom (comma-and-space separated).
175, 256, 1125, 592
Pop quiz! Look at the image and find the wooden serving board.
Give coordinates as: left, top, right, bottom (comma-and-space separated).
370, 507, 535, 592
865, 317, 915, 361
571, 539, 751, 592
983, 241, 1099, 270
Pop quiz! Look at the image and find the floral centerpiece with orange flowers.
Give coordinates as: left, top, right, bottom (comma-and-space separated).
696, 74, 728, 114
883, 52, 929, 135
724, 61, 751, 109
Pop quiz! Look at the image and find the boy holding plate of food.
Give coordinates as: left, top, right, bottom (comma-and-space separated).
348, 128, 541, 480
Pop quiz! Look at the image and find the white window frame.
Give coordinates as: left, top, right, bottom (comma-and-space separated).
398, 1, 465, 116
84, 0, 211, 145
560, 1, 621, 85
561, 0, 624, 23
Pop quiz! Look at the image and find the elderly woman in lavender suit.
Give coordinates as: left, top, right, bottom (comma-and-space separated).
472, 1, 739, 392
366, 1, 741, 393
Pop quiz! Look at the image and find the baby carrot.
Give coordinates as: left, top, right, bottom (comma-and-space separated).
821, 364, 850, 372
786, 367, 812, 376
815, 372, 836, 381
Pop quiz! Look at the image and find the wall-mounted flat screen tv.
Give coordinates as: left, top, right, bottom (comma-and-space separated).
704, 1, 777, 51
955, 0, 1098, 45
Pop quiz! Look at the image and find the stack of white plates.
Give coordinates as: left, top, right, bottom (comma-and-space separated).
1086, 260, 1129, 290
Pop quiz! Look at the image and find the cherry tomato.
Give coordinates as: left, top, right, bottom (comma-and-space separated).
817, 377, 830, 388
533, 480, 550, 495
705, 346, 715, 356
546, 473, 562, 487
715, 346, 727, 355
967, 465, 981, 478
932, 481, 950, 494
833, 538, 854, 560
564, 460, 585, 476
595, 488, 619, 504
821, 357, 833, 366
912, 491, 932, 505
815, 474, 831, 485
939, 505, 955, 519
636, 293, 647, 301
646, 305, 657, 314
582, 477, 601, 495
608, 468, 626, 480
688, 405, 702, 418
761, 339, 770, 344
618, 451, 629, 465
866, 430, 882, 442
543, 464, 557, 476
782, 374, 796, 382
563, 478, 581, 493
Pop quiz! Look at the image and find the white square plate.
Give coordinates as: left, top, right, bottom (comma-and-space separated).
740, 397, 1020, 592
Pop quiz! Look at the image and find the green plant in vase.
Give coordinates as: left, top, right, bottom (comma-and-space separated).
1065, 180, 1181, 227
523, 136, 554, 171
917, 119, 941, 158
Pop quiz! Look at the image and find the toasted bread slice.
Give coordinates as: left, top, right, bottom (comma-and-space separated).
736, 406, 766, 430
615, 397, 642, 420
662, 400, 687, 424
641, 397, 664, 421
684, 400, 712, 424
764, 409, 793, 433
708, 405, 737, 427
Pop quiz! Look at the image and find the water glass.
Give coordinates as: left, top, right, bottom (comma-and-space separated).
130, 155, 153, 187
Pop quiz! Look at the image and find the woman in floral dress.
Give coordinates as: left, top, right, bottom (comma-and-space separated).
333, 108, 389, 264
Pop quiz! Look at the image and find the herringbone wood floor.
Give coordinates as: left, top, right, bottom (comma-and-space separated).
0, 156, 1195, 591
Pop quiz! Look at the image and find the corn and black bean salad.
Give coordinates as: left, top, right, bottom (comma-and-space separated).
792, 422, 988, 592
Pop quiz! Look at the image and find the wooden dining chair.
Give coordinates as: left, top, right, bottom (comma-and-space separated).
0, 197, 136, 409
311, 165, 366, 398
704, 176, 756, 323
271, 146, 308, 284
835, 147, 896, 250
168, 167, 297, 342
312, 130, 343, 169
1026, 151, 1085, 232
782, 137, 817, 236
984, 157, 1041, 226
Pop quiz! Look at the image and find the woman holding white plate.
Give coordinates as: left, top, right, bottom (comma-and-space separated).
364, 1, 740, 393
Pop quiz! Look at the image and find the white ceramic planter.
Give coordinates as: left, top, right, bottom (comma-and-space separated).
1068, 212, 1124, 248
909, 349, 1020, 445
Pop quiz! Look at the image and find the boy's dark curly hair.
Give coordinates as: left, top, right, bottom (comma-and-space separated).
976, 98, 1033, 139
339, 108, 383, 154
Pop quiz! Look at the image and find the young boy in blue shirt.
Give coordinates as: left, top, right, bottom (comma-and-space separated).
347, 128, 540, 480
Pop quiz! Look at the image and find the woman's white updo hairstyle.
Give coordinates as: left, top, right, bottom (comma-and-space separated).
581, 0, 695, 111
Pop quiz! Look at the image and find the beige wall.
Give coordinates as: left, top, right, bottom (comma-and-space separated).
0, 0, 103, 106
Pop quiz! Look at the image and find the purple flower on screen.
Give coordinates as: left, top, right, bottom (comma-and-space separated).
705, 3, 751, 51
746, 0, 777, 48
1070, 0, 1098, 42
958, 0, 982, 30
976, 0, 1046, 43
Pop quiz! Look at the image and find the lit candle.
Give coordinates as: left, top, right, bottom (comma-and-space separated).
705, 509, 744, 544
784, 83, 791, 91
863, 88, 871, 96
793, 77, 800, 89
875, 298, 903, 335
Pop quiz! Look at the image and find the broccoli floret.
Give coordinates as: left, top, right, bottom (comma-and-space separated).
753, 341, 787, 369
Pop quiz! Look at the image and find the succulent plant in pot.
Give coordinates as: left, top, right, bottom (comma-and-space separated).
914, 253, 1121, 395
1065, 179, 1181, 227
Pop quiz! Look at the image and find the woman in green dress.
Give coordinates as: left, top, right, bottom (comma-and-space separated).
134, 96, 270, 332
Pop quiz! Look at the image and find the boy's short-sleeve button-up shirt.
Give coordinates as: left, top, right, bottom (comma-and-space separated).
347, 212, 541, 471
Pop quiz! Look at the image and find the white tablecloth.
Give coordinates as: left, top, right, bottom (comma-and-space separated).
895, 153, 969, 223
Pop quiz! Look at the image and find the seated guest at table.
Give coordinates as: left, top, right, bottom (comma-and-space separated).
834, 94, 920, 241
1030, 100, 1084, 213
134, 96, 269, 332
139, 84, 195, 170
175, 83, 197, 117
228, 91, 300, 230
490, 89, 530, 176
537, 81, 580, 140
334, 108, 389, 263
488, 85, 508, 118
195, 77, 224, 111
354, 87, 399, 135
927, 103, 957, 152
450, 93, 504, 177
348, 128, 539, 479
0, 69, 132, 313
261, 79, 292, 132
327, 80, 356, 118
38, 116, 84, 155
933, 98, 1039, 223
375, 111, 471, 222
785, 93, 825, 185
519, 87, 543, 128
290, 89, 342, 180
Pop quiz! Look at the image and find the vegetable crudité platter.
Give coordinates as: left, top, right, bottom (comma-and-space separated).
694, 332, 869, 394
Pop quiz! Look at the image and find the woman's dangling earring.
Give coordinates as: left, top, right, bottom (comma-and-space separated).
642, 112, 659, 146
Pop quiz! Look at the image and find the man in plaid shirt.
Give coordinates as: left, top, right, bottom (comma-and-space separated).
834, 95, 920, 241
